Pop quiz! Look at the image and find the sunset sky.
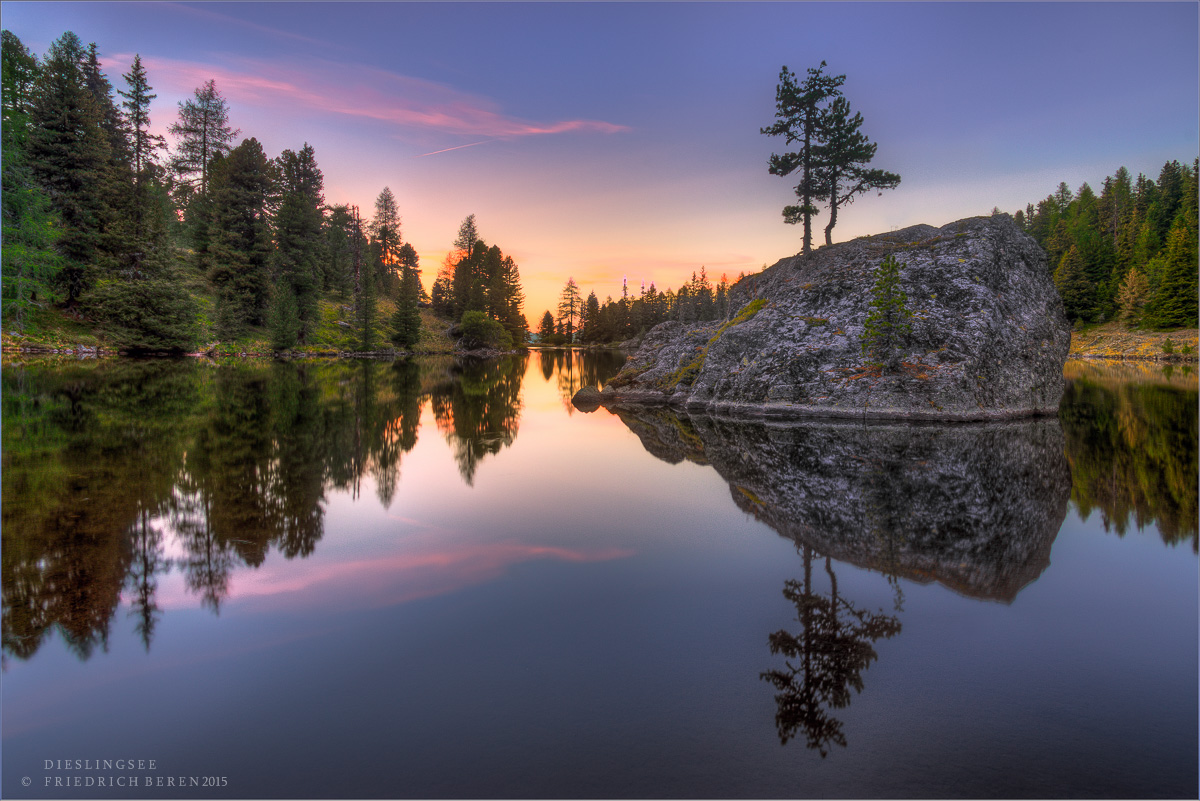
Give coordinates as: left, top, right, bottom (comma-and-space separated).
4, 1, 1197, 318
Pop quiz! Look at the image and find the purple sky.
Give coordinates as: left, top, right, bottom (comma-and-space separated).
4, 1, 1197, 317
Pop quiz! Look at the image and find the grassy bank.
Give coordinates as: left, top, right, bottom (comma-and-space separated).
1069, 322, 1198, 362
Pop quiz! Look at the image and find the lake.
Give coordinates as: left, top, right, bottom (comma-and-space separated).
2, 351, 1196, 799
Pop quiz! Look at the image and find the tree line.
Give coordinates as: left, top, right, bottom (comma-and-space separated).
1, 29, 528, 352
1011, 159, 1198, 329
536, 266, 741, 345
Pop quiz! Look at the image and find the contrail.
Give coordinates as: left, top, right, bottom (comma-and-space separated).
417, 140, 493, 157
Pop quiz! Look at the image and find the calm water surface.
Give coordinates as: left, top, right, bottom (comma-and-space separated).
2, 352, 1196, 799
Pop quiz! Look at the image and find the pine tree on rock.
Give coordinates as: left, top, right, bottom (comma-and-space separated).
814, 95, 900, 247
762, 62, 845, 255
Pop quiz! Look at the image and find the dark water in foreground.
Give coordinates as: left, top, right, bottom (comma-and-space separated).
2, 353, 1196, 799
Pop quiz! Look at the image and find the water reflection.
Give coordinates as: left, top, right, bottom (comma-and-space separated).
612, 408, 1074, 602
612, 407, 1074, 755
1, 356, 527, 662
762, 544, 902, 757
535, 348, 626, 410
429, 355, 526, 485
1060, 365, 1198, 550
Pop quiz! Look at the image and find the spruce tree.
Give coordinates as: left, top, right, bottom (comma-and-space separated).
351, 206, 376, 351
26, 31, 113, 302
390, 245, 422, 351
1, 31, 63, 330
1053, 245, 1093, 323
557, 278, 582, 342
82, 43, 129, 166
370, 186, 402, 296
1143, 220, 1199, 328
207, 138, 273, 337
861, 254, 912, 371
268, 283, 301, 351
538, 310, 555, 342
272, 144, 325, 342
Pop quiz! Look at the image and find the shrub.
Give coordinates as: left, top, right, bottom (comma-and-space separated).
458, 310, 512, 350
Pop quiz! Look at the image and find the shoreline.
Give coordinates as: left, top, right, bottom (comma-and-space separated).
4, 323, 1197, 363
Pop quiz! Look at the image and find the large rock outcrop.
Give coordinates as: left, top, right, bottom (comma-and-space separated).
614, 407, 1072, 602
602, 215, 1070, 420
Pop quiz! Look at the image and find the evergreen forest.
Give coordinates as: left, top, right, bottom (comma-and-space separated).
1, 30, 528, 353
1013, 159, 1198, 329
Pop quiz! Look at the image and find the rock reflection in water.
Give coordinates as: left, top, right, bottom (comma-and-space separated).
615, 406, 1072, 756
613, 407, 1073, 603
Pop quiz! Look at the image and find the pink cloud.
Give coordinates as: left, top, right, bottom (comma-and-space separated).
124, 53, 629, 142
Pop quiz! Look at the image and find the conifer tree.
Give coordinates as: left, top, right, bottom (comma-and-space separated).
272, 144, 325, 341
538, 310, 556, 343
169, 79, 239, 199
26, 31, 113, 302
1053, 245, 1093, 322
1, 31, 63, 330
814, 95, 900, 246
117, 55, 162, 178
207, 138, 273, 337
390, 243, 423, 351
1115, 267, 1149, 327
370, 186, 402, 296
497, 254, 526, 343
861, 254, 912, 371
762, 62, 845, 255
1143, 220, 1199, 328
557, 278, 582, 342
351, 206, 376, 350
321, 204, 356, 298
82, 42, 129, 166
388, 242, 422, 349
268, 283, 301, 351
431, 252, 456, 316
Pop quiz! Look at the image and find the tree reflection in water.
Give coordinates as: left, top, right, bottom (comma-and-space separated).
1060, 372, 1198, 550
761, 544, 901, 756
430, 355, 526, 486
1, 355, 523, 661
536, 348, 626, 411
